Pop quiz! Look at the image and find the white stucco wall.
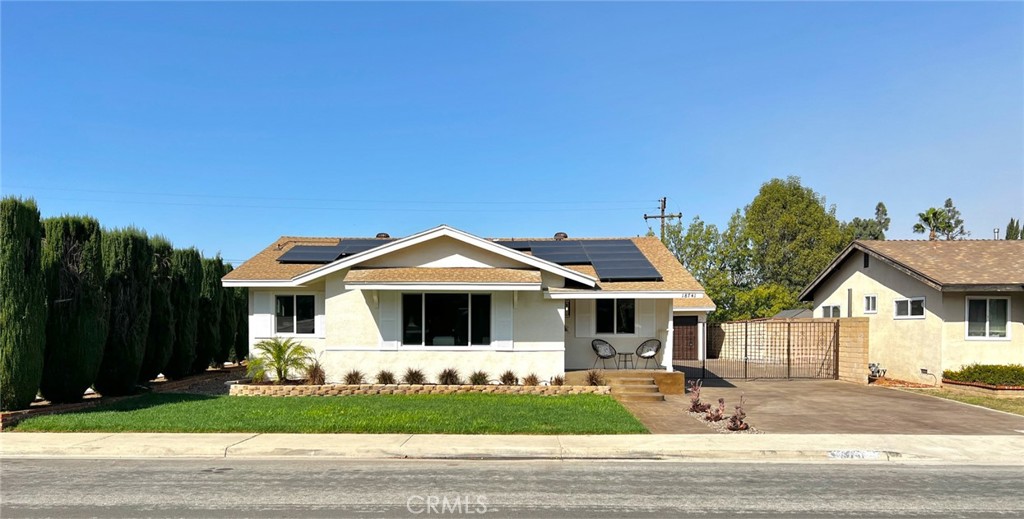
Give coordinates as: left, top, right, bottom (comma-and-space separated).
940, 292, 1024, 371
810, 251, 943, 383
564, 298, 671, 370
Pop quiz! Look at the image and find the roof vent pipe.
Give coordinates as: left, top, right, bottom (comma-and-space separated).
553, 232, 569, 240
376, 233, 391, 239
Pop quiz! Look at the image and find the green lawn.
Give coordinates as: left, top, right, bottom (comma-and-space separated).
909, 389, 1024, 417
11, 392, 648, 434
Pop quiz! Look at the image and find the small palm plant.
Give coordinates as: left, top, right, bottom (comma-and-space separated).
246, 355, 267, 384
252, 338, 313, 384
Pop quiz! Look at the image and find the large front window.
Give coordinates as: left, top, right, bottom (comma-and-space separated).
967, 297, 1009, 339
276, 295, 315, 334
402, 293, 491, 346
596, 299, 635, 334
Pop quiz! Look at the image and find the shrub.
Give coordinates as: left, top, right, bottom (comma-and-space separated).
402, 368, 426, 385
246, 355, 267, 384
468, 371, 489, 385
943, 364, 1024, 387
232, 287, 248, 363
727, 395, 749, 431
344, 370, 366, 385
163, 248, 202, 379
522, 373, 540, 386
94, 227, 153, 396
214, 263, 237, 366
138, 235, 174, 383
550, 375, 565, 386
585, 370, 605, 386
192, 256, 223, 373
305, 355, 326, 385
253, 337, 312, 384
376, 370, 396, 385
438, 368, 462, 385
706, 398, 726, 422
499, 370, 518, 386
688, 379, 711, 413
0, 197, 46, 411
39, 216, 108, 403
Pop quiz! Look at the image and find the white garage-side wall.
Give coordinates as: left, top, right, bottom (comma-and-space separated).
810, 251, 942, 383
940, 292, 1024, 371
564, 298, 671, 370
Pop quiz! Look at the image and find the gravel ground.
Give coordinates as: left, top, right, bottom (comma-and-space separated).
148, 366, 246, 396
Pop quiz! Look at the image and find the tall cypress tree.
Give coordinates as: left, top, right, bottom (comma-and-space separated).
139, 236, 175, 383
192, 256, 223, 373
214, 263, 236, 366
39, 216, 108, 403
163, 248, 202, 380
94, 228, 153, 396
0, 197, 47, 411
234, 286, 249, 363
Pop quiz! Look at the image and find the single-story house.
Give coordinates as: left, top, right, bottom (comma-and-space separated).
799, 240, 1024, 383
223, 225, 714, 382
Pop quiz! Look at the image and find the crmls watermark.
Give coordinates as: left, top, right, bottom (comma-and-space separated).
407, 495, 490, 514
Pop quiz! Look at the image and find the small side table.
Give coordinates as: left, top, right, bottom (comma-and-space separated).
617, 352, 634, 369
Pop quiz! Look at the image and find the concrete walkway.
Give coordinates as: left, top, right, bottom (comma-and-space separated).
2, 432, 1023, 465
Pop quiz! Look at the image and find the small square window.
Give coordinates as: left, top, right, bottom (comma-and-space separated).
823, 305, 840, 318
894, 297, 925, 319
966, 297, 1010, 339
864, 295, 877, 314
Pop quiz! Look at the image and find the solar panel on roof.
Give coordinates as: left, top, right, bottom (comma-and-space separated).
493, 237, 663, 281
494, 240, 533, 251
277, 244, 346, 263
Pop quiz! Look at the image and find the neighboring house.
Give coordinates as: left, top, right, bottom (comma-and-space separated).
799, 240, 1024, 383
223, 225, 714, 382
771, 309, 813, 319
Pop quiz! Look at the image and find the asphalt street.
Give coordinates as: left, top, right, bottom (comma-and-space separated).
2, 458, 1021, 518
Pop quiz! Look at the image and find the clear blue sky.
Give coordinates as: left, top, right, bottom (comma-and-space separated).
3, 2, 1022, 265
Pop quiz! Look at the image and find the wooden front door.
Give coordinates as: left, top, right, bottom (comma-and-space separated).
673, 316, 699, 361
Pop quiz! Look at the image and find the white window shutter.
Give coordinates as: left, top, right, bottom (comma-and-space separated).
575, 299, 593, 338
379, 291, 400, 348
315, 294, 326, 337
637, 299, 655, 337
492, 292, 513, 348
252, 292, 274, 338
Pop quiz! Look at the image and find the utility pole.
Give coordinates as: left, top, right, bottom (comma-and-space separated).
644, 197, 682, 241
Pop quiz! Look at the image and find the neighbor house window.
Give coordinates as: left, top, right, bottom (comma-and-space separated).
402, 293, 491, 346
276, 295, 315, 334
595, 299, 636, 334
966, 297, 1009, 339
864, 295, 877, 314
894, 297, 925, 319
822, 305, 840, 318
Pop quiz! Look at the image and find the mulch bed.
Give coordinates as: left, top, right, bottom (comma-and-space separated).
868, 377, 934, 388
686, 411, 762, 434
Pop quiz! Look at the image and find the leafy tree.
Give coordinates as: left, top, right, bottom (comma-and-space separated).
913, 199, 969, 240
94, 228, 153, 396
913, 207, 947, 240
730, 283, 797, 321
1006, 218, 1021, 240
0, 197, 47, 410
164, 248, 202, 379
251, 337, 312, 383
138, 236, 175, 382
846, 202, 890, 240
214, 263, 237, 366
744, 177, 851, 295
192, 256, 224, 373
233, 287, 249, 363
39, 216, 108, 403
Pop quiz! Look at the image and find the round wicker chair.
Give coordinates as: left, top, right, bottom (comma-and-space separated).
591, 339, 617, 369
635, 339, 662, 369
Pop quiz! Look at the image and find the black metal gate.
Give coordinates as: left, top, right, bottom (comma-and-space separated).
677, 320, 839, 380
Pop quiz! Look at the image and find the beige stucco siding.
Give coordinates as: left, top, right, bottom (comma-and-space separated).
811, 252, 942, 383
940, 292, 1024, 371
360, 235, 523, 269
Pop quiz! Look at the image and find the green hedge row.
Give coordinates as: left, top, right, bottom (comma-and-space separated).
943, 364, 1024, 387
0, 197, 248, 410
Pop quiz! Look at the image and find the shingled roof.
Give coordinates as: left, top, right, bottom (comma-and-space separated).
800, 240, 1024, 300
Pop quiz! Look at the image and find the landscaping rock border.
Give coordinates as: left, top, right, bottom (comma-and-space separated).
941, 379, 1024, 399
229, 383, 610, 397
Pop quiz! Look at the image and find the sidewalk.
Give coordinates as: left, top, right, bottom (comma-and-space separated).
3, 432, 1022, 464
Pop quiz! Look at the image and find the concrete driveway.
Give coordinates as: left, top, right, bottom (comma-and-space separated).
669, 379, 1024, 435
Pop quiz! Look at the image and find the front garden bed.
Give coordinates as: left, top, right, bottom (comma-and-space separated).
941, 379, 1024, 399
229, 382, 609, 397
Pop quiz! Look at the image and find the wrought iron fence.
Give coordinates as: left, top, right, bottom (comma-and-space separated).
680, 319, 839, 380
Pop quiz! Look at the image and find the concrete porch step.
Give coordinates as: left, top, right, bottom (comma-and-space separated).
604, 376, 655, 384
614, 392, 666, 403
611, 384, 660, 394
